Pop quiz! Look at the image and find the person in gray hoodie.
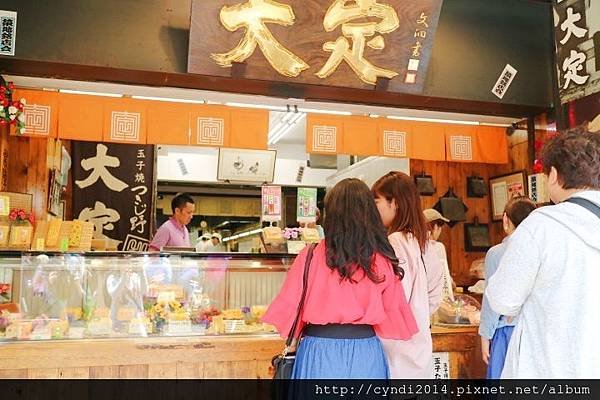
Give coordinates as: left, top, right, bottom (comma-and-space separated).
486, 127, 600, 378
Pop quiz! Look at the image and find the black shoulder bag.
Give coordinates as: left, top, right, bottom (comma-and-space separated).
565, 197, 600, 220
271, 243, 316, 379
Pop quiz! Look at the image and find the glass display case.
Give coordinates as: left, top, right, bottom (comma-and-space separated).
0, 252, 294, 342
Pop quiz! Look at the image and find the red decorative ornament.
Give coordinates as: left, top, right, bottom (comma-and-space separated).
533, 159, 544, 174
7, 83, 15, 91
0, 120, 6, 126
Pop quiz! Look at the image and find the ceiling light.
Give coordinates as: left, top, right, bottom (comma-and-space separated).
369, 114, 380, 118
479, 122, 513, 127
60, 89, 123, 98
386, 115, 479, 125
269, 113, 306, 145
225, 102, 287, 111
297, 107, 351, 116
131, 95, 205, 104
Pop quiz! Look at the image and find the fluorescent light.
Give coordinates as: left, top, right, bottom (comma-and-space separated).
369, 114, 380, 118
269, 112, 306, 145
225, 102, 287, 111
60, 89, 123, 98
297, 107, 351, 116
386, 115, 479, 125
222, 228, 263, 242
131, 95, 205, 104
480, 122, 512, 127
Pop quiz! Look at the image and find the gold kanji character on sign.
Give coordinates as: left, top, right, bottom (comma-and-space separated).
316, 0, 400, 85
211, 0, 309, 77
417, 12, 429, 28
411, 41, 422, 58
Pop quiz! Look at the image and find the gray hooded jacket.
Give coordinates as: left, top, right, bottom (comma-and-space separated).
486, 190, 600, 378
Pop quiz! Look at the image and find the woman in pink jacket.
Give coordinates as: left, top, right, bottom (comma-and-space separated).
372, 171, 444, 378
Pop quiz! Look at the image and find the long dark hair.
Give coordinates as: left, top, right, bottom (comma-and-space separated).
372, 171, 429, 253
324, 178, 404, 282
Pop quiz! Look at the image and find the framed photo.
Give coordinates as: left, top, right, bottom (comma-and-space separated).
489, 171, 528, 221
217, 148, 277, 183
47, 169, 62, 216
464, 222, 491, 252
58, 201, 66, 220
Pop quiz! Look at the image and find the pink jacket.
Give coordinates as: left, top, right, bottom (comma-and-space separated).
381, 232, 444, 378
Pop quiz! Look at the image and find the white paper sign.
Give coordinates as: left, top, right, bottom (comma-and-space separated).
492, 64, 518, 99
432, 352, 451, 379
0, 11, 17, 56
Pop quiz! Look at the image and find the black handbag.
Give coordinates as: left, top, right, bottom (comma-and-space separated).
271, 243, 316, 379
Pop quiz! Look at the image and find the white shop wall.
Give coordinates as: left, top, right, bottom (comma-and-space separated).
156, 144, 334, 187
326, 157, 410, 188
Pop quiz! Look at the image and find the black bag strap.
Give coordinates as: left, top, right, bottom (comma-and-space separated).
565, 197, 600, 220
284, 243, 316, 349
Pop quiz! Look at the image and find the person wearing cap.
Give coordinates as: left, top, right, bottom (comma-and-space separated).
423, 209, 455, 301
208, 232, 226, 252
195, 233, 212, 252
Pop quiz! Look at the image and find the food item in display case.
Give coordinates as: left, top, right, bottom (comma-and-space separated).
93, 307, 110, 319
0, 310, 13, 337
87, 317, 112, 336
147, 284, 185, 300
436, 295, 481, 325
146, 298, 189, 334
16, 321, 33, 340
221, 308, 244, 320
68, 326, 86, 339
116, 307, 137, 322
49, 319, 69, 339
65, 307, 83, 322
128, 317, 152, 336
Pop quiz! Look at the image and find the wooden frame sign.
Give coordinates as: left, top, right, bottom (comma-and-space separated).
489, 171, 527, 221
188, 0, 444, 94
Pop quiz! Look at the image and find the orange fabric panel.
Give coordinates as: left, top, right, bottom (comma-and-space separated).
57, 93, 103, 142
377, 119, 413, 158
306, 114, 343, 155
145, 101, 191, 145
12, 89, 58, 138
411, 122, 446, 161
102, 98, 147, 144
342, 116, 378, 156
476, 126, 508, 164
444, 125, 481, 163
230, 108, 269, 150
190, 104, 231, 148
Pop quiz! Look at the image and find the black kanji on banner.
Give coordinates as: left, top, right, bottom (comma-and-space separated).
72, 142, 155, 251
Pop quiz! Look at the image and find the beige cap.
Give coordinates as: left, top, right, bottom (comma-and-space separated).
423, 209, 450, 223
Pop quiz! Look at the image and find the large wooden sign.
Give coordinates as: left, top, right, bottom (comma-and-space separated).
72, 142, 155, 251
188, 0, 444, 94
553, 0, 600, 104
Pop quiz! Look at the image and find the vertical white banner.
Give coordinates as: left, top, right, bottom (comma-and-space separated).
0, 11, 17, 56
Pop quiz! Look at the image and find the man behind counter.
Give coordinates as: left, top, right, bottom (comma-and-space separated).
149, 193, 195, 251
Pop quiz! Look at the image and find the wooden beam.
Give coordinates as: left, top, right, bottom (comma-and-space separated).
0, 58, 549, 118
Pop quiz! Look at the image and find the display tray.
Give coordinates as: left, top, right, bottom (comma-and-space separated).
433, 322, 479, 329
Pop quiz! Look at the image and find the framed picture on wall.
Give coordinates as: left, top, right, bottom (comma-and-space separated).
464, 222, 492, 252
48, 169, 63, 216
489, 171, 528, 221
217, 148, 277, 183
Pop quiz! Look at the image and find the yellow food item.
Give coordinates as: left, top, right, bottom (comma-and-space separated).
222, 309, 244, 320
46, 220, 62, 247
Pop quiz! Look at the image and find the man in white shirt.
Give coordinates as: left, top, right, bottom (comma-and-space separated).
486, 128, 600, 378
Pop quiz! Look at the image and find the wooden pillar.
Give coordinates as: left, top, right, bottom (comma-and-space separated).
0, 124, 8, 191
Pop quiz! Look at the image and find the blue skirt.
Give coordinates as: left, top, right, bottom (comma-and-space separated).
292, 335, 390, 379
487, 325, 514, 379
